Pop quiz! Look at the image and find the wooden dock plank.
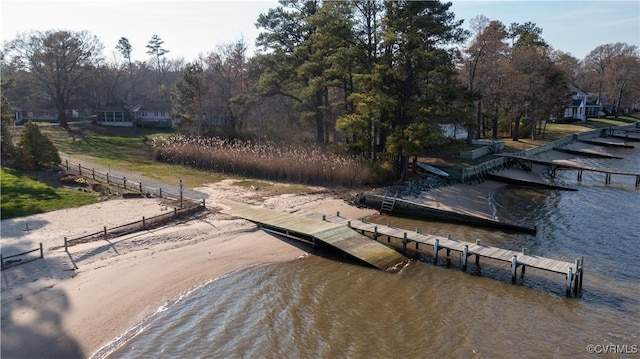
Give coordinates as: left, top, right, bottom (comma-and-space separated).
220, 201, 408, 272
306, 212, 575, 275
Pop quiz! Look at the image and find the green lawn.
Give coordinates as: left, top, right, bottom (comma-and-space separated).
39, 124, 230, 188
36, 123, 317, 194
1, 167, 98, 220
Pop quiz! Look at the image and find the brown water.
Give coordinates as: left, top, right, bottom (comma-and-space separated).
101, 145, 640, 358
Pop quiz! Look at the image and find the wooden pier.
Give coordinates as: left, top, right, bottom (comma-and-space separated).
220, 200, 408, 272
604, 127, 640, 142
503, 154, 640, 187
302, 212, 584, 297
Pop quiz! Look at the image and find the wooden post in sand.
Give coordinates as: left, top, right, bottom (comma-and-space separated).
39, 243, 43, 258
64, 237, 68, 252
103, 226, 107, 241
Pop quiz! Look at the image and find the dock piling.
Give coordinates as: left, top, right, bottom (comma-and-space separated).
402, 232, 408, 252
579, 256, 584, 292
566, 267, 573, 297
433, 239, 439, 264
511, 255, 518, 283
461, 245, 468, 272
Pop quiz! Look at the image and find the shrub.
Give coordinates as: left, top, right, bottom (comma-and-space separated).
16, 121, 61, 170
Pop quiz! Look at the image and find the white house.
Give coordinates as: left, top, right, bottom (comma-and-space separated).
563, 84, 600, 121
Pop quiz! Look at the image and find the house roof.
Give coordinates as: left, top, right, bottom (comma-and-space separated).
567, 83, 589, 97
95, 105, 130, 112
135, 101, 171, 112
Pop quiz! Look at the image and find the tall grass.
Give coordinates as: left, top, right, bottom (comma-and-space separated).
150, 135, 374, 186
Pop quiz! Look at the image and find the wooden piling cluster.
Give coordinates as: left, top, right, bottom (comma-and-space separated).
311, 212, 584, 297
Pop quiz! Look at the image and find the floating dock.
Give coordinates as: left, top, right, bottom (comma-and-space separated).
301, 212, 584, 297
220, 200, 408, 272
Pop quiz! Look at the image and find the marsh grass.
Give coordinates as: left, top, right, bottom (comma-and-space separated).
151, 135, 373, 186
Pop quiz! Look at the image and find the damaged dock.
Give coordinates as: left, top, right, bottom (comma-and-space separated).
303, 212, 584, 297
220, 200, 408, 272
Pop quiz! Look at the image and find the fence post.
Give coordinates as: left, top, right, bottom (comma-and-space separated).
139, 183, 143, 192
107, 173, 110, 185
123, 177, 127, 189
142, 216, 146, 229
79, 164, 82, 175
159, 188, 162, 198
39, 243, 43, 258
92, 169, 96, 180
174, 208, 177, 217
65, 159, 69, 170
202, 198, 206, 208
64, 237, 68, 252
103, 226, 108, 240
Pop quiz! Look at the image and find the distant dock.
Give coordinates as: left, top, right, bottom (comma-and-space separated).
502, 154, 640, 187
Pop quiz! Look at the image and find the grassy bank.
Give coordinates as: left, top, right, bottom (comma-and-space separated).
38, 124, 229, 189
1, 167, 98, 220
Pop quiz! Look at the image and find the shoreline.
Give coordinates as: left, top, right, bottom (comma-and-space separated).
0, 158, 576, 358
0, 181, 378, 359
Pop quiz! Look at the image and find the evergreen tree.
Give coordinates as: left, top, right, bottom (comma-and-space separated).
171, 62, 208, 136
1, 78, 15, 158
16, 121, 61, 170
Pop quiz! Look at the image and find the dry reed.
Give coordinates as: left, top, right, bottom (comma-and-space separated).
150, 135, 373, 186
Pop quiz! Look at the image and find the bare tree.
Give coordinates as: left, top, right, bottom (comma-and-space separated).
5, 30, 104, 126
204, 39, 248, 137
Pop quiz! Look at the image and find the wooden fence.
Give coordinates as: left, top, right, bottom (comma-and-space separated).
62, 160, 190, 201
61, 200, 207, 251
1, 243, 43, 270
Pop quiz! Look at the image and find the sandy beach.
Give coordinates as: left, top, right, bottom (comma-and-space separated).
0, 180, 377, 359
2, 139, 601, 358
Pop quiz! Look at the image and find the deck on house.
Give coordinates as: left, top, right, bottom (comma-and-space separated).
220, 200, 408, 272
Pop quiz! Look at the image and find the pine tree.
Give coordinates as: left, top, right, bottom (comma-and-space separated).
16, 121, 61, 170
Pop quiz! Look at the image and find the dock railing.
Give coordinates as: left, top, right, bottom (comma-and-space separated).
460, 134, 577, 184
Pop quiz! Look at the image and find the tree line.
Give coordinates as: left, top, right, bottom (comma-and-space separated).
2, 0, 639, 180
